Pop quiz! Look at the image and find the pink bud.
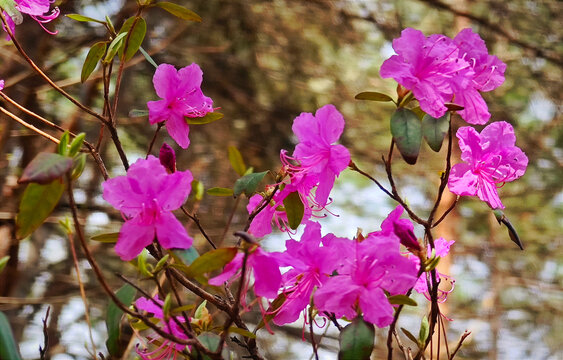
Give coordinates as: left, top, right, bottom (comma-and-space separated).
159, 142, 176, 173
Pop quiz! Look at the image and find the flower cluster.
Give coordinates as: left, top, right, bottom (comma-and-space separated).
380, 28, 506, 125
2, 0, 60, 35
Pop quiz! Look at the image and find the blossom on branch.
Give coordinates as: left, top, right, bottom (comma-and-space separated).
412, 237, 456, 303
2, 0, 60, 35
147, 63, 214, 149
102, 155, 193, 260
448, 121, 528, 209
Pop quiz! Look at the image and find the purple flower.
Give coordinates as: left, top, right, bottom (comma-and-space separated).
147, 63, 214, 149
448, 121, 528, 209
102, 156, 193, 260
135, 296, 190, 359
314, 233, 418, 327
208, 245, 282, 299
272, 222, 343, 325
282, 104, 350, 207
380, 28, 467, 118
377, 205, 421, 252
451, 29, 506, 124
0, 79, 4, 90
3, 0, 59, 35
159, 142, 176, 173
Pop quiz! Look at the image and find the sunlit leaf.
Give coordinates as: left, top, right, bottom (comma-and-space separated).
154, 2, 202, 22
68, 133, 86, 157
227, 326, 256, 339
390, 108, 422, 165
184, 247, 238, 278
81, 42, 106, 83
418, 316, 429, 344
207, 187, 234, 196
338, 316, 375, 360
105, 284, 136, 356
16, 180, 65, 240
355, 91, 394, 102
118, 17, 146, 61
103, 32, 127, 63
91, 232, 120, 243
57, 131, 69, 156
18, 152, 73, 184
66, 13, 105, 24
0, 256, 9, 274
228, 146, 246, 176
387, 294, 417, 306
186, 112, 224, 125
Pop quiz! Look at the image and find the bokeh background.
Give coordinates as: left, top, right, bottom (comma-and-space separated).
0, 0, 561, 359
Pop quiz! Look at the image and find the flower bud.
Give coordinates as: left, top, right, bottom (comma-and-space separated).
159, 142, 176, 173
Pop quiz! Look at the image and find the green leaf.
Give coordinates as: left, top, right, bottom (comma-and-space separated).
338, 317, 375, 360
57, 131, 69, 155
422, 113, 449, 152
388, 294, 418, 307
233, 171, 268, 197
0, 256, 9, 274
194, 300, 208, 319
283, 191, 304, 230
139, 46, 158, 68
390, 108, 422, 165
119, 17, 147, 61
184, 247, 238, 278
173, 247, 199, 266
91, 232, 120, 243
106, 284, 136, 356
16, 180, 65, 240
0, 311, 22, 360
0, 0, 22, 26
18, 152, 73, 185
81, 42, 106, 83
192, 332, 221, 360
103, 32, 128, 63
493, 209, 524, 250
105, 15, 115, 34
66, 13, 105, 24
153, 254, 169, 273
191, 180, 204, 201
424, 256, 440, 272
355, 91, 394, 103
401, 327, 419, 346
137, 248, 152, 277
419, 316, 429, 345
129, 109, 149, 117
206, 187, 234, 196
68, 133, 86, 157
228, 146, 247, 176
71, 154, 87, 181
162, 293, 172, 318
185, 112, 224, 125
255, 292, 287, 331
154, 2, 202, 22
227, 326, 256, 339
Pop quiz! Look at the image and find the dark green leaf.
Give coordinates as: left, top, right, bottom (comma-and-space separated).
228, 146, 246, 176
401, 327, 419, 346
106, 284, 136, 356
191, 332, 221, 359
119, 17, 146, 61
355, 91, 394, 102
16, 180, 65, 240
81, 42, 106, 83
0, 311, 22, 360
338, 317, 375, 360
283, 191, 304, 230
173, 247, 199, 266
186, 112, 224, 125
91, 232, 120, 243
18, 152, 73, 184
206, 187, 234, 196
66, 13, 105, 24
103, 32, 127, 63
185, 247, 238, 278
233, 171, 268, 197
418, 316, 429, 344
390, 108, 422, 165
388, 294, 418, 306
422, 113, 449, 152
154, 2, 202, 22
0, 256, 9, 274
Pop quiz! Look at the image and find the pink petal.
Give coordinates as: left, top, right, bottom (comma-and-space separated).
208, 253, 244, 286
360, 287, 394, 327
329, 144, 351, 174
448, 163, 478, 196
155, 212, 193, 250
292, 112, 318, 145
252, 248, 282, 299
102, 176, 144, 217
136, 296, 164, 318
480, 121, 516, 152
314, 168, 336, 208
147, 99, 171, 124
177, 63, 203, 91
115, 217, 155, 261
316, 104, 345, 144
456, 86, 490, 125
165, 113, 191, 149
153, 64, 179, 100
314, 276, 359, 320
476, 177, 504, 209
156, 169, 193, 211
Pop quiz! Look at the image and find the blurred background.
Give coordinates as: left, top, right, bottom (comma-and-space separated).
0, 0, 561, 359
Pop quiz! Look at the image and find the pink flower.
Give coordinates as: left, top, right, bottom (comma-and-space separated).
451, 29, 506, 125
314, 233, 418, 327
208, 245, 282, 299
412, 238, 456, 303
0, 80, 4, 90
147, 63, 214, 149
282, 104, 350, 207
3, 0, 59, 35
102, 156, 193, 260
377, 205, 421, 252
448, 121, 528, 209
380, 28, 468, 118
272, 222, 344, 325
135, 296, 190, 359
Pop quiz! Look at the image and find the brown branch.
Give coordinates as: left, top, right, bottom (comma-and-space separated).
0, 106, 60, 144
180, 206, 216, 249
39, 306, 50, 360
449, 331, 471, 360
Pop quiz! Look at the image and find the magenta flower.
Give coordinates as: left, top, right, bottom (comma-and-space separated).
448, 121, 528, 209
102, 156, 193, 260
380, 28, 468, 118
0, 80, 4, 90
451, 28, 506, 124
412, 238, 456, 303
2, 0, 59, 35
135, 296, 190, 359
314, 233, 418, 327
272, 222, 343, 325
147, 63, 214, 149
377, 205, 421, 252
208, 245, 282, 299
282, 104, 350, 207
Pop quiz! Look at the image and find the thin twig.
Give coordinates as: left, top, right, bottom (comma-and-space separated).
146, 123, 163, 158
0, 106, 59, 143
348, 160, 394, 199
244, 184, 280, 232
448, 331, 471, 360
432, 196, 460, 229
220, 196, 241, 246
428, 118, 454, 225
309, 307, 319, 360
39, 306, 50, 360
180, 206, 216, 249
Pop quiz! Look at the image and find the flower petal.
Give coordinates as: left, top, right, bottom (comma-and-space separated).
115, 217, 155, 261
155, 212, 193, 250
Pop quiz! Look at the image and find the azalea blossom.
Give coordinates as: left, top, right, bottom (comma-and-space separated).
2, 0, 59, 35
412, 238, 456, 303
0, 79, 4, 90
147, 63, 214, 149
448, 121, 528, 209
102, 155, 193, 260
314, 232, 418, 327
376, 205, 422, 252
135, 296, 190, 360
208, 244, 282, 300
